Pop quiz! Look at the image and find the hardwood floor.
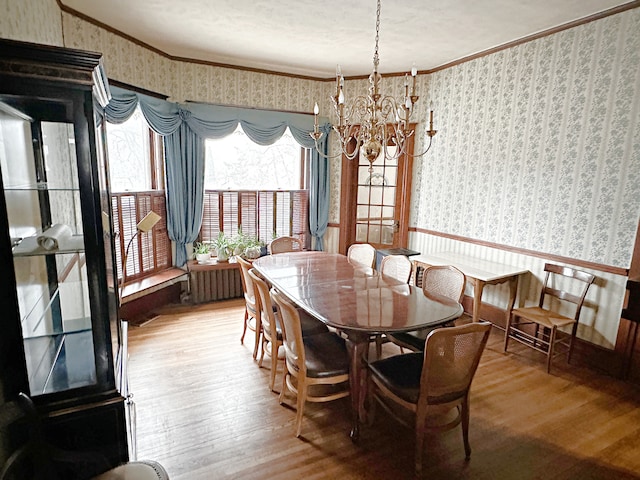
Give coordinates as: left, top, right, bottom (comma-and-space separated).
127, 299, 640, 479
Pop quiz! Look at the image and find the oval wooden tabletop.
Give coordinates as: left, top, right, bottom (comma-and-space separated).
253, 251, 463, 333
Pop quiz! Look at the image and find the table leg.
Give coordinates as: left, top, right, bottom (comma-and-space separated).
505, 276, 519, 325
472, 279, 485, 322
345, 332, 370, 442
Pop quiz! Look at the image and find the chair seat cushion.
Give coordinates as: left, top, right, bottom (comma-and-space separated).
513, 306, 576, 329
368, 352, 423, 404
270, 309, 328, 341
388, 322, 454, 351
387, 330, 432, 351
92, 460, 169, 479
299, 309, 330, 336
302, 332, 349, 378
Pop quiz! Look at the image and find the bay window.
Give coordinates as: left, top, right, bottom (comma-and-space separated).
200, 126, 310, 247
105, 107, 170, 282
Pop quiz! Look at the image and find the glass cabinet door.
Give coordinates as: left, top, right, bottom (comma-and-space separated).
0, 101, 97, 396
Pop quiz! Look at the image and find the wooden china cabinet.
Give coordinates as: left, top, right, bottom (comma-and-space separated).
0, 39, 128, 475
616, 220, 640, 384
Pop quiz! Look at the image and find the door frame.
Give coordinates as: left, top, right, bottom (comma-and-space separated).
338, 124, 415, 255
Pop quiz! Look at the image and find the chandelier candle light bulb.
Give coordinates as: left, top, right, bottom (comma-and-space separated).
309, 0, 437, 168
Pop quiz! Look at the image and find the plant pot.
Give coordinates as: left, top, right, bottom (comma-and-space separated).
217, 250, 229, 262
195, 252, 211, 264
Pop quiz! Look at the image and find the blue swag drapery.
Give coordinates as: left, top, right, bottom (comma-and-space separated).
99, 86, 331, 265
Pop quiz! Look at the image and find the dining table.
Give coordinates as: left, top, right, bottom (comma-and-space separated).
252, 251, 464, 440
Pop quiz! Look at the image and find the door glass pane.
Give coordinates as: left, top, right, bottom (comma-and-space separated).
356, 144, 398, 246
356, 205, 369, 221
355, 223, 368, 242
1, 111, 96, 396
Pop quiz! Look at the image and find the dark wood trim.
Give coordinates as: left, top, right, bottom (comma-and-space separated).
341, 2, 640, 80
629, 221, 640, 278
58, 0, 640, 83
338, 139, 358, 254
183, 100, 316, 119
411, 227, 629, 276
108, 79, 168, 100
57, 0, 320, 82
0, 36, 102, 70
426, 1, 640, 75
397, 126, 415, 248
615, 317, 639, 380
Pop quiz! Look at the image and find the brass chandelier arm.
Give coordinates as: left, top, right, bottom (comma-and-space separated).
309, 0, 437, 165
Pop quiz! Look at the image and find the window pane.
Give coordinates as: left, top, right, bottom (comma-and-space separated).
106, 107, 152, 192
205, 126, 302, 190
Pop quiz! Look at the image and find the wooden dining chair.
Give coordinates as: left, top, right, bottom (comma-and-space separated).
270, 289, 350, 437
268, 236, 303, 254
347, 243, 376, 269
388, 265, 466, 351
372, 254, 414, 357
236, 256, 261, 360
504, 263, 595, 373
248, 268, 328, 391
368, 322, 491, 478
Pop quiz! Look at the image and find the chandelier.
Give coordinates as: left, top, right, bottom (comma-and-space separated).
310, 0, 437, 171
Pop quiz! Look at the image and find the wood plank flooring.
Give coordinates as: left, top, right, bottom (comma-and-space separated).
127, 299, 640, 479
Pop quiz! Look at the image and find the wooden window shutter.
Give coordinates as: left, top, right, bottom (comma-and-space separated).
292, 190, 309, 239
201, 191, 220, 240
222, 191, 239, 235
239, 192, 258, 238
258, 191, 275, 242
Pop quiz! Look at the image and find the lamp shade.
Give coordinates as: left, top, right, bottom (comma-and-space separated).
136, 211, 161, 233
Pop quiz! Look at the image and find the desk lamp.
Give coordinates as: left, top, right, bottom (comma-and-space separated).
116, 209, 160, 461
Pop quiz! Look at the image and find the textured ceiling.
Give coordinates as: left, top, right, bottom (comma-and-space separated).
60, 0, 633, 78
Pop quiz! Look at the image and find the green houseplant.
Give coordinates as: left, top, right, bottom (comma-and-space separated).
193, 242, 211, 263
211, 232, 232, 262
231, 229, 265, 259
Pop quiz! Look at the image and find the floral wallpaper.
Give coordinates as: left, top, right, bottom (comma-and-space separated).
3, 0, 638, 345
2, 2, 638, 270
413, 8, 640, 269
0, 0, 63, 46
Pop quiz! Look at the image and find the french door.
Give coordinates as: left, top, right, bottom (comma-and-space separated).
339, 126, 415, 253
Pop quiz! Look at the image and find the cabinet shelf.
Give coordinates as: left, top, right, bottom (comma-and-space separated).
24, 329, 96, 395
12, 235, 85, 256
4, 185, 80, 192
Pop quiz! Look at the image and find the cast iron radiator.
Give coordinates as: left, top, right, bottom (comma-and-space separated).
190, 267, 243, 303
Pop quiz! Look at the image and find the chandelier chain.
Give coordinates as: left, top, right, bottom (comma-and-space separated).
309, 0, 437, 163
373, 0, 381, 70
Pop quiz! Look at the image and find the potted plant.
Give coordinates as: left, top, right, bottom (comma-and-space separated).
193, 242, 211, 264
244, 235, 265, 259
211, 232, 231, 262
230, 229, 265, 259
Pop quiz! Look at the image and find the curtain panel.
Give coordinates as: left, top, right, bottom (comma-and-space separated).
99, 86, 331, 266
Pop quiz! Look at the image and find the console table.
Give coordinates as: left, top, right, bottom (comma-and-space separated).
411, 252, 529, 326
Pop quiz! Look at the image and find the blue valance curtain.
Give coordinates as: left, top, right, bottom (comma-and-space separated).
99, 86, 330, 266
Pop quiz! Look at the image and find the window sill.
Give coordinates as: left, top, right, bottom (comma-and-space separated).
121, 267, 189, 304
186, 258, 241, 272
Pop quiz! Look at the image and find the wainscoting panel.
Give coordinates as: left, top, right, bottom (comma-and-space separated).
324, 226, 340, 254
409, 231, 627, 348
